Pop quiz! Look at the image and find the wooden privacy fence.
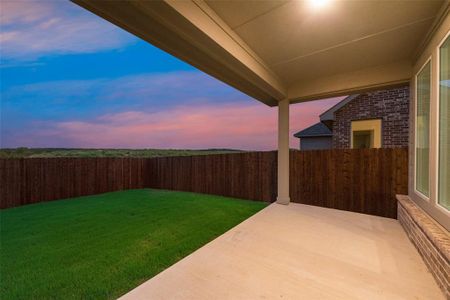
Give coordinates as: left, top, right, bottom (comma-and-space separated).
0, 158, 151, 208
290, 148, 408, 218
149, 152, 277, 202
0, 148, 408, 218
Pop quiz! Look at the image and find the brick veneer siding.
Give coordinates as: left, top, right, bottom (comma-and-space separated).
397, 195, 450, 298
332, 85, 409, 148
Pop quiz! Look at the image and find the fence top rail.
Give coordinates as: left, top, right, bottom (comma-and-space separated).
146, 151, 278, 160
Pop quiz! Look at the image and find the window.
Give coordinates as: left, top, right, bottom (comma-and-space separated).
351, 119, 381, 149
438, 35, 450, 210
415, 61, 431, 197
353, 130, 373, 149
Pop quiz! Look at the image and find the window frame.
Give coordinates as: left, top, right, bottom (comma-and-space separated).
435, 30, 450, 214
414, 57, 432, 202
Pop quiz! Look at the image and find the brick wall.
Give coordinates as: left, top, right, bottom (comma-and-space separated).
332, 85, 409, 148
397, 195, 449, 298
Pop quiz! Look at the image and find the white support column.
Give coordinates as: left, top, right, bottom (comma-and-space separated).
277, 98, 290, 205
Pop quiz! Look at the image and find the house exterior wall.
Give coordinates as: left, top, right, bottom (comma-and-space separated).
332, 86, 410, 148
300, 136, 332, 150
401, 11, 449, 297
408, 11, 450, 231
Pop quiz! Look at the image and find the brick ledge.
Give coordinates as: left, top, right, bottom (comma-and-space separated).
396, 194, 450, 263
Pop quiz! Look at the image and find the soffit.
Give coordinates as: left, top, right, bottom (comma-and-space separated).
206, 0, 444, 85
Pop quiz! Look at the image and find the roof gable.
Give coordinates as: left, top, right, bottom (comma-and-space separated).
319, 95, 359, 122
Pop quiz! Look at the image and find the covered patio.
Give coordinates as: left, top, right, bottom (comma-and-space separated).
120, 203, 442, 300
72, 0, 450, 298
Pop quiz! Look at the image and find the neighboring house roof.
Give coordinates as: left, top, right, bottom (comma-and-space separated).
294, 95, 360, 138
294, 122, 332, 138
319, 94, 359, 129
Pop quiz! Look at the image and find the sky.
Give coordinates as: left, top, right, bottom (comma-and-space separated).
0, 1, 342, 151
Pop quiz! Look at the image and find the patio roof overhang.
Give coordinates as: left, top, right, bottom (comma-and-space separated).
73, 0, 447, 106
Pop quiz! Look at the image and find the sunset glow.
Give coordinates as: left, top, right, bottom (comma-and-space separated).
1, 1, 342, 151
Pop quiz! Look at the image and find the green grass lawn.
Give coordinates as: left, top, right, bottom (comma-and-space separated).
0, 189, 267, 299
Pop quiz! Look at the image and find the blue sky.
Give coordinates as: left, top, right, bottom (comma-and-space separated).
1, 1, 340, 150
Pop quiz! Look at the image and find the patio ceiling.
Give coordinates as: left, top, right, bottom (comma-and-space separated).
73, 0, 448, 106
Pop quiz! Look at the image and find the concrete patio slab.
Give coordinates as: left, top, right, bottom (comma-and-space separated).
119, 203, 444, 300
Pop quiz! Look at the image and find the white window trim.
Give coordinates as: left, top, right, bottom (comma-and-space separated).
435, 30, 450, 215
414, 57, 432, 202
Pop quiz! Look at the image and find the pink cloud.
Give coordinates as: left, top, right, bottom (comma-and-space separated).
1, 1, 134, 61
1, 1, 51, 25
16, 98, 342, 150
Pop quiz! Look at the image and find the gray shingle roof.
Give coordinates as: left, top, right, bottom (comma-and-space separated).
293, 122, 332, 138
